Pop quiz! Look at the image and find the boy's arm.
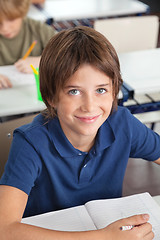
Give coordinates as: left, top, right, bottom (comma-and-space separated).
154, 157, 160, 165
0, 185, 98, 240
0, 185, 153, 240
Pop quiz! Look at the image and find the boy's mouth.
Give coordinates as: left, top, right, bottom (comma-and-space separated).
3, 33, 12, 38
75, 115, 100, 123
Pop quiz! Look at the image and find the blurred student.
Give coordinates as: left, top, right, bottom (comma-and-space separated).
0, 26, 158, 239
0, 0, 56, 89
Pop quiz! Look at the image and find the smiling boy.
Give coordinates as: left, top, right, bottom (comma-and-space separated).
51, 64, 113, 152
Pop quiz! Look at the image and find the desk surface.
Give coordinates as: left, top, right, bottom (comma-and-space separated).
153, 195, 160, 206
28, 0, 149, 22
0, 85, 45, 118
119, 48, 160, 95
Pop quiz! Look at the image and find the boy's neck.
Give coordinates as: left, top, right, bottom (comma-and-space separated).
71, 135, 96, 152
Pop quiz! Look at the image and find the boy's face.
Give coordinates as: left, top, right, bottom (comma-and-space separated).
51, 64, 113, 145
0, 18, 22, 39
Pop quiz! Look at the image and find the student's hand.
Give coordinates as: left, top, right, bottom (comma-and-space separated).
0, 74, 12, 89
14, 56, 41, 74
98, 214, 154, 240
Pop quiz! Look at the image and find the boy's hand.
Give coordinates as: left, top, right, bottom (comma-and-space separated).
14, 56, 40, 74
99, 214, 154, 240
0, 74, 12, 89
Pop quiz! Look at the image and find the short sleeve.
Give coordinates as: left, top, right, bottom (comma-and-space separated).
0, 130, 42, 195
129, 113, 160, 160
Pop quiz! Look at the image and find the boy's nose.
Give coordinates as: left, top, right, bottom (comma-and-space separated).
80, 95, 95, 112
0, 21, 10, 32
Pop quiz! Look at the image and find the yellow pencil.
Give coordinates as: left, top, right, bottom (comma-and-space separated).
23, 40, 37, 60
30, 64, 39, 75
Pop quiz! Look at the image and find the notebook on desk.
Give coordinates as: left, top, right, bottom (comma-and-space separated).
0, 65, 35, 87
22, 192, 160, 239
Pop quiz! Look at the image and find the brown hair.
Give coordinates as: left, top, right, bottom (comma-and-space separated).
0, 0, 30, 23
39, 26, 123, 118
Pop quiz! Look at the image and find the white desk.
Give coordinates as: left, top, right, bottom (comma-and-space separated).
28, 0, 149, 22
153, 195, 160, 206
0, 85, 45, 118
119, 48, 160, 125
119, 48, 160, 95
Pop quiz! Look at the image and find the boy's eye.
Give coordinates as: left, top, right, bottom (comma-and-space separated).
96, 88, 107, 94
68, 89, 80, 95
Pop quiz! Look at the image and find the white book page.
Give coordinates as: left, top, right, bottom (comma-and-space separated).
85, 192, 160, 239
22, 205, 96, 231
0, 65, 35, 86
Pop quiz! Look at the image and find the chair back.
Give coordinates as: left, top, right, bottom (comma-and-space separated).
0, 114, 37, 178
94, 15, 159, 53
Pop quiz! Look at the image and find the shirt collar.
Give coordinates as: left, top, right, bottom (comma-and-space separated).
95, 119, 115, 152
48, 117, 82, 157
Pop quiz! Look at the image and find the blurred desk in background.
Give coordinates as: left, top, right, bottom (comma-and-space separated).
119, 48, 160, 95
119, 48, 160, 128
28, 0, 149, 30
0, 85, 45, 120
40, 0, 149, 21
0, 65, 45, 121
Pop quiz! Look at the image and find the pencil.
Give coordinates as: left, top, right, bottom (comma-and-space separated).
120, 225, 135, 231
30, 64, 39, 75
23, 40, 37, 60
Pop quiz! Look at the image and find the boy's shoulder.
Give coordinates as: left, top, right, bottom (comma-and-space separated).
23, 17, 55, 32
106, 106, 136, 132
14, 113, 60, 135
14, 113, 50, 136
109, 106, 132, 121
22, 17, 56, 43
13, 114, 60, 147
23, 17, 44, 27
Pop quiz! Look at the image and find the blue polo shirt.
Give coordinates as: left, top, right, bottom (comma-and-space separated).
0, 106, 160, 217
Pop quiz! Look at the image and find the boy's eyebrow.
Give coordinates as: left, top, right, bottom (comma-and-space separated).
96, 83, 110, 87
64, 83, 110, 89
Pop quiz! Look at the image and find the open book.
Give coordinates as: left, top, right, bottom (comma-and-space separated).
22, 192, 160, 239
0, 65, 35, 86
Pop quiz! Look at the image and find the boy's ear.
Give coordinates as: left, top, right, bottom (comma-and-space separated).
47, 99, 55, 108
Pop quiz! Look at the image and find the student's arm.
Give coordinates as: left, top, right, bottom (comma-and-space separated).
99, 214, 153, 240
0, 74, 12, 89
154, 157, 160, 165
14, 56, 41, 74
0, 185, 153, 240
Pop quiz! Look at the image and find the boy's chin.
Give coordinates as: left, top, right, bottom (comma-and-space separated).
3, 34, 13, 39
3, 32, 17, 39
